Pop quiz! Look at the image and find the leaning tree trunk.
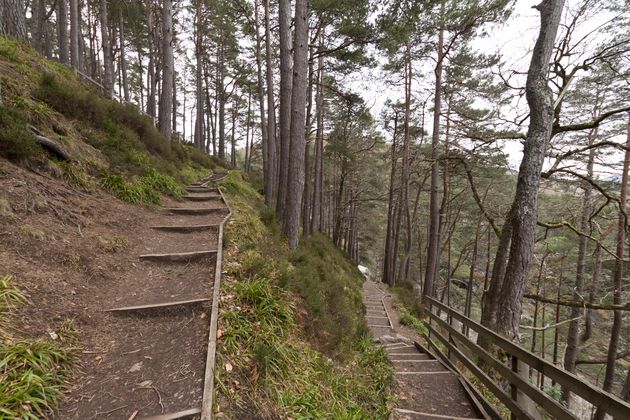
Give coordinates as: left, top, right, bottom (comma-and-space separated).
480, 2, 564, 417
158, 0, 174, 139
484, 0, 565, 339
284, 0, 309, 249
275, 0, 293, 224
99, 0, 114, 97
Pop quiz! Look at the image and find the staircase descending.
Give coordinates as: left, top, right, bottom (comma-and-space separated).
363, 280, 487, 420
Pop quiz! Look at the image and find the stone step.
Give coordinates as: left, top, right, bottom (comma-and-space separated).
387, 352, 431, 360
386, 346, 425, 355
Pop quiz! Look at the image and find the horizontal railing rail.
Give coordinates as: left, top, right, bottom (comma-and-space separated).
424, 296, 630, 419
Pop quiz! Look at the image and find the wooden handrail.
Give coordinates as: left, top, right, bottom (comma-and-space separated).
424, 297, 630, 419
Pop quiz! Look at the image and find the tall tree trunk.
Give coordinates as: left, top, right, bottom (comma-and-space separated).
552, 256, 564, 386
194, 0, 204, 149
284, 0, 309, 248
264, 0, 277, 204
31, 0, 45, 53
146, 0, 156, 119
594, 115, 630, 420
302, 43, 316, 238
0, 0, 27, 40
275, 0, 292, 223
118, 8, 129, 102
483, 0, 565, 340
99, 0, 114, 97
231, 95, 237, 167
158, 0, 174, 139
582, 244, 601, 343
383, 113, 399, 285
57, 0, 68, 64
562, 126, 597, 404
69, 0, 79, 69
172, 69, 177, 133
311, 43, 324, 233
253, 0, 268, 195
424, 4, 445, 298
244, 88, 252, 171
218, 36, 226, 159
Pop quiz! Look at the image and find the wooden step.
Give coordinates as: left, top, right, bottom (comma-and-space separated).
182, 194, 222, 201
139, 250, 217, 262
151, 224, 219, 233
393, 408, 482, 420
394, 360, 447, 373
165, 207, 224, 215
105, 297, 210, 312
186, 186, 217, 193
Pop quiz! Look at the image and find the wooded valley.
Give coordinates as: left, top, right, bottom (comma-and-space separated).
1, 0, 630, 418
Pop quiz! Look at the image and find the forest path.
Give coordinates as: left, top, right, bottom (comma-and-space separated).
363, 280, 486, 419
56, 177, 229, 420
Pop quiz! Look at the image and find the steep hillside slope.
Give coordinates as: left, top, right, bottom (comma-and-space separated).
214, 173, 394, 418
0, 38, 223, 418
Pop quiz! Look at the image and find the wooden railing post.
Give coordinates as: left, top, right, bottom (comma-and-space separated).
511, 354, 519, 420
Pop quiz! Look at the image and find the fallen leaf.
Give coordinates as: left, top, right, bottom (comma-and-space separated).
128, 361, 143, 373
225, 363, 233, 372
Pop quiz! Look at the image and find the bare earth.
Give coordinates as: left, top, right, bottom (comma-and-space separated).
0, 161, 228, 418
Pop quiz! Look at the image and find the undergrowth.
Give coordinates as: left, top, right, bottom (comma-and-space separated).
394, 300, 429, 336
0, 274, 77, 418
0, 36, 221, 204
217, 172, 393, 418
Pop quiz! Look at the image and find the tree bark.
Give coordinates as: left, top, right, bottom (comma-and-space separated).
69, 0, 79, 70
594, 114, 630, 420
275, 0, 292, 223
158, 0, 174, 139
264, 0, 277, 204
194, 0, 204, 148
562, 125, 597, 404
311, 39, 324, 233
382, 112, 399, 285
284, 0, 308, 249
99, 0, 114, 97
56, 0, 68, 64
146, 0, 156, 119
483, 0, 565, 340
118, 8, 129, 102
0, 0, 27, 40
424, 4, 445, 298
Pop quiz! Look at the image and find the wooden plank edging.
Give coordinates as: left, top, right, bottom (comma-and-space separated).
201, 182, 232, 420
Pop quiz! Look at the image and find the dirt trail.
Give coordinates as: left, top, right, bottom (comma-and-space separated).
363, 280, 485, 420
0, 163, 229, 419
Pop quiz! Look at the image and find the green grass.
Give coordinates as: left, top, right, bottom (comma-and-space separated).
217, 171, 394, 418
0, 36, 222, 204
394, 300, 429, 336
0, 275, 77, 418
0, 105, 43, 162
